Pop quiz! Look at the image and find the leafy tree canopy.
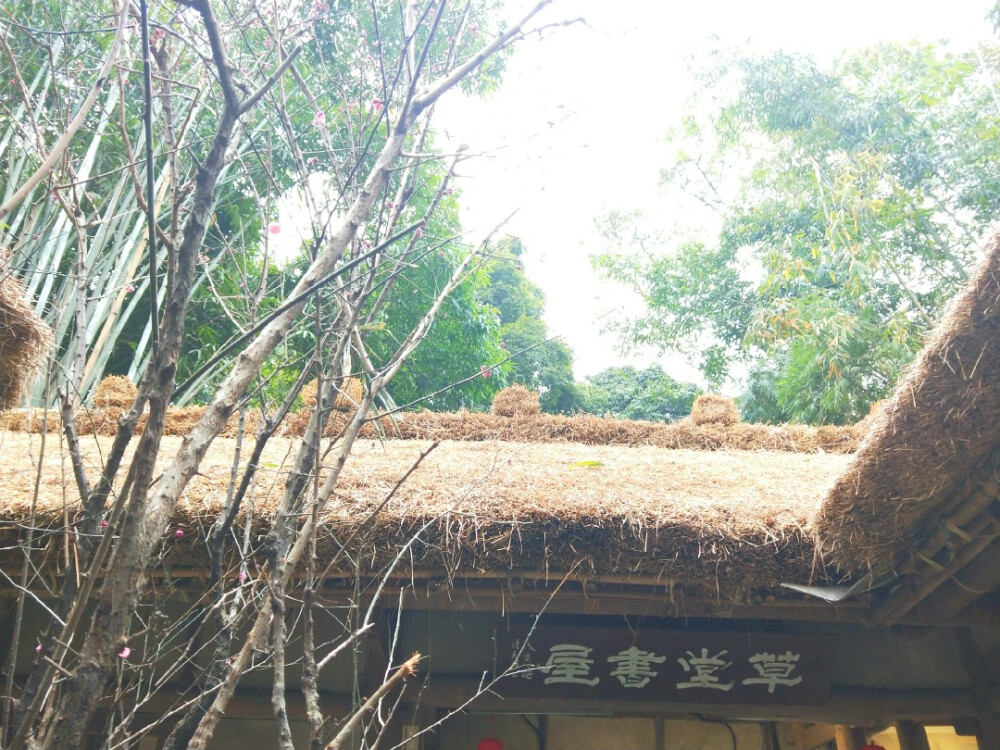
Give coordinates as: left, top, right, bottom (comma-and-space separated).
577, 364, 700, 422
1, 0, 511, 409
596, 43, 1000, 424
479, 237, 581, 413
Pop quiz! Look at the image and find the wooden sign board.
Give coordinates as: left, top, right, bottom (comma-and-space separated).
497, 626, 836, 705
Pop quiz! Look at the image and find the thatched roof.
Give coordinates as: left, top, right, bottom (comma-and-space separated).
1, 403, 863, 452
0, 430, 848, 601
8, 220, 1000, 623
813, 231, 1000, 623
0, 274, 50, 409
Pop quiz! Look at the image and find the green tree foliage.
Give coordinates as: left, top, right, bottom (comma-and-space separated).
1, 1, 560, 746
577, 364, 699, 422
0, 0, 510, 408
365, 225, 507, 411
597, 43, 999, 424
174, 2, 513, 410
479, 238, 580, 413
498, 315, 578, 412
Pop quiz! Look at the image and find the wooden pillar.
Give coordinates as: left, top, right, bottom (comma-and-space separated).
417, 705, 440, 750
790, 724, 808, 750
894, 721, 930, 750
956, 628, 1000, 747
834, 726, 861, 750
761, 721, 781, 750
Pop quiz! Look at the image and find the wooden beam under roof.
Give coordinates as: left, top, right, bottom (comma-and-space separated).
867, 460, 1000, 626
419, 678, 985, 724
99, 683, 987, 726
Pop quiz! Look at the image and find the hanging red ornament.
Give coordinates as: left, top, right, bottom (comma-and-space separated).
477, 738, 503, 750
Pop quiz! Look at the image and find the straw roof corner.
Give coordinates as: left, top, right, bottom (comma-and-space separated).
812, 231, 1000, 574
0, 274, 51, 409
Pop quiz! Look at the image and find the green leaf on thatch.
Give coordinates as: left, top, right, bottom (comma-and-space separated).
570, 460, 605, 469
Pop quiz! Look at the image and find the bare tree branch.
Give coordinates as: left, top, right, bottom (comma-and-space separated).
0, 0, 130, 222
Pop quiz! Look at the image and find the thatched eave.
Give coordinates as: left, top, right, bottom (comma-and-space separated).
0, 274, 50, 409
812, 232, 1000, 623
0, 431, 849, 603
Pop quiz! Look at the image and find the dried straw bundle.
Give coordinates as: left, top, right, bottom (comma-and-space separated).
388, 411, 857, 453
0, 275, 51, 409
92, 375, 137, 408
813, 231, 1000, 573
0, 409, 59, 432
3, 399, 861, 452
690, 394, 739, 426
492, 385, 540, 417
300, 377, 364, 412
286, 377, 372, 437
74, 375, 138, 436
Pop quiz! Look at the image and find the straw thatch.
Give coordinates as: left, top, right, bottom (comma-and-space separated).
283, 377, 367, 436
0, 275, 51, 409
299, 377, 364, 412
0, 402, 863, 451
390, 411, 858, 453
813, 232, 1000, 573
691, 394, 739, 426
492, 385, 540, 417
854, 398, 887, 434
0, 408, 58, 433
71, 404, 269, 439
93, 375, 137, 408
0, 430, 848, 597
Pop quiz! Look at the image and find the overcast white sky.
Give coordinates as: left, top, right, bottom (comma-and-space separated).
436, 0, 997, 383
